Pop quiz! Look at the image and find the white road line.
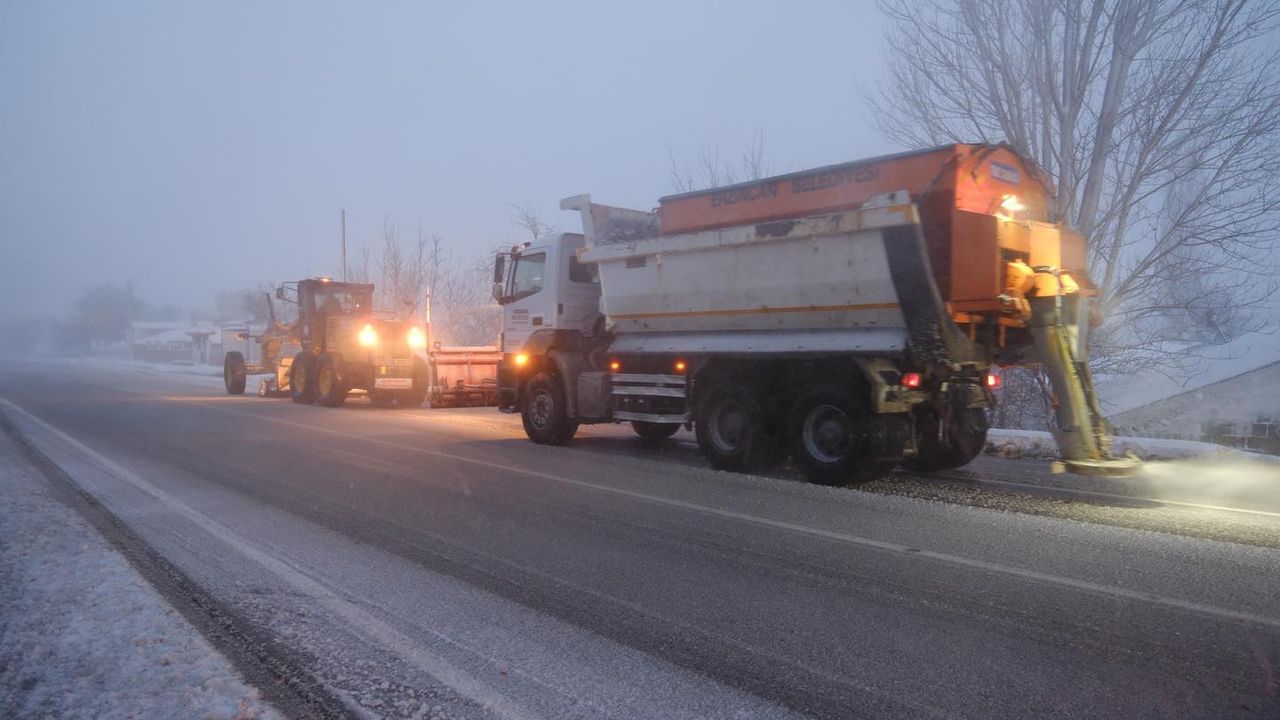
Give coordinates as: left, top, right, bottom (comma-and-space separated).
165, 395, 1280, 632
0, 398, 544, 720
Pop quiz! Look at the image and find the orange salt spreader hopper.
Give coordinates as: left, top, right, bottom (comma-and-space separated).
659, 144, 1091, 320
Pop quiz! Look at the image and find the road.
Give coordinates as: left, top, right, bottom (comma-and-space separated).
2, 359, 1278, 719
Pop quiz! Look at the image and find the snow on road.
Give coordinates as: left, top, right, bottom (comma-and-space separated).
0, 427, 280, 720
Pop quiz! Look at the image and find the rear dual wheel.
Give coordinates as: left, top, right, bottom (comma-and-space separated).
789, 384, 894, 486
694, 380, 786, 472
903, 404, 988, 472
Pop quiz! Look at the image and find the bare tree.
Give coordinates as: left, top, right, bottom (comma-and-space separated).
873, 0, 1280, 378
421, 233, 500, 346
509, 204, 556, 242
372, 218, 431, 320
215, 287, 275, 325
670, 128, 772, 192
989, 368, 1057, 431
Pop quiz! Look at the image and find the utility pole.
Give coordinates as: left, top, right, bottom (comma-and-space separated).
340, 209, 348, 282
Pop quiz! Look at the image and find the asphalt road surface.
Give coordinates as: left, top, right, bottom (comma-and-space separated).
2, 359, 1278, 719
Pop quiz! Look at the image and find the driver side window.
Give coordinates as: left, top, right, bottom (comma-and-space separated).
510, 252, 546, 302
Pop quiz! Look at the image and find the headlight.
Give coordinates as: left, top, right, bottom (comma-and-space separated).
407, 326, 427, 348
358, 323, 377, 347
514, 352, 529, 366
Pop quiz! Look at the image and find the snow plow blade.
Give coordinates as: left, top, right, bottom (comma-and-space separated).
1029, 294, 1142, 479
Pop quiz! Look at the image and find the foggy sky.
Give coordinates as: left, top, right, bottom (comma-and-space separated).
0, 1, 890, 320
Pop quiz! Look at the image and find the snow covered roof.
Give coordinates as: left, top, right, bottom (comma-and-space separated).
135, 328, 197, 346
1098, 330, 1280, 416
133, 324, 220, 346
130, 320, 183, 330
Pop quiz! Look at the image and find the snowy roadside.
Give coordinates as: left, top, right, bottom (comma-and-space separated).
986, 427, 1280, 463
53, 354, 225, 379
0, 427, 281, 720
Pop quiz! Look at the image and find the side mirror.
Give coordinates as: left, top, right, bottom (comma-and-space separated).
275, 287, 286, 300
491, 254, 508, 303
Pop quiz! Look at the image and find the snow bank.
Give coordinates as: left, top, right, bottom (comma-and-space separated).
56, 354, 223, 378
0, 431, 280, 719
985, 428, 1278, 462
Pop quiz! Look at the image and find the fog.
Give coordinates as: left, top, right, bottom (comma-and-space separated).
0, 0, 889, 321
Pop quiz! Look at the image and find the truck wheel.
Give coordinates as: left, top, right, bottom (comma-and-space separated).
223, 352, 247, 395
314, 352, 347, 407
368, 390, 398, 408
522, 373, 578, 445
290, 352, 316, 404
394, 357, 429, 408
694, 380, 784, 472
904, 406, 989, 472
789, 384, 893, 486
631, 421, 679, 443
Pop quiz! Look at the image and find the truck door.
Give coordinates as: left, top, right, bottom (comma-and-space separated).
502, 247, 553, 353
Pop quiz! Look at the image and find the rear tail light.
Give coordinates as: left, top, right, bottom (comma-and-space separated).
985, 370, 1002, 390
901, 372, 922, 389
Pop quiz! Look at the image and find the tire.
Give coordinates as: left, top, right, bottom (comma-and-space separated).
694, 379, 785, 472
223, 352, 247, 395
789, 383, 894, 486
368, 390, 398, 408
521, 373, 578, 445
631, 421, 679, 443
392, 357, 429, 408
903, 404, 989, 472
314, 352, 347, 407
290, 352, 316, 404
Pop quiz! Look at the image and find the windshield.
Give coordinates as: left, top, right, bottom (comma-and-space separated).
510, 252, 546, 302
311, 287, 372, 315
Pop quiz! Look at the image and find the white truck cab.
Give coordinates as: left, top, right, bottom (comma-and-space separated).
494, 233, 602, 355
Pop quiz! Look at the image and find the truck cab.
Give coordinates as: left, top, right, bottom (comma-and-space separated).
493, 233, 602, 407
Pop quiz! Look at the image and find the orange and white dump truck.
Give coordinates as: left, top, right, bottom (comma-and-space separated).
491, 144, 1137, 483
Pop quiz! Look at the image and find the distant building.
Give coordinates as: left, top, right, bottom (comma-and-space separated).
1101, 332, 1280, 453
130, 322, 219, 364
